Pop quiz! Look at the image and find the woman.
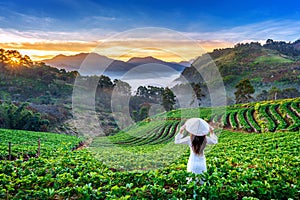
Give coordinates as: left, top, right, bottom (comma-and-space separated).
175, 118, 217, 177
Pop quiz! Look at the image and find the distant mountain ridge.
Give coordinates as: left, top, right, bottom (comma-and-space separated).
43, 53, 186, 76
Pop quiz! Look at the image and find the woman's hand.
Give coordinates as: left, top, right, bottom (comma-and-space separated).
179, 124, 186, 134
209, 126, 214, 134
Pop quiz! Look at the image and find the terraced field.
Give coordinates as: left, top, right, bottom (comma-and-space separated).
220, 98, 300, 132
89, 98, 300, 171
151, 97, 300, 133
0, 98, 299, 199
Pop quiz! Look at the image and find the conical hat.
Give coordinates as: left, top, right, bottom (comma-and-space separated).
184, 118, 210, 136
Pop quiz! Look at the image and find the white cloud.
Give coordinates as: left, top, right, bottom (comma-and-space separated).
0, 6, 57, 30
0, 28, 116, 43
1, 19, 298, 44
183, 20, 300, 43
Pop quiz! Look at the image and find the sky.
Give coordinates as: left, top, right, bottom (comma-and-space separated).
0, 0, 299, 62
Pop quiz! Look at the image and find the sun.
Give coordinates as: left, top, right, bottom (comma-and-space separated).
10, 57, 19, 63
9, 57, 22, 66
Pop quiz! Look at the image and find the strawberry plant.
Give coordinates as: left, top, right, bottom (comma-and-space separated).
1, 97, 299, 199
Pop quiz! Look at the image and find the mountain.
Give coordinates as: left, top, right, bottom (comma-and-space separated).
176, 39, 300, 104
127, 56, 162, 64
42, 53, 133, 75
127, 56, 185, 71
176, 60, 193, 67
43, 54, 186, 76
43, 53, 112, 70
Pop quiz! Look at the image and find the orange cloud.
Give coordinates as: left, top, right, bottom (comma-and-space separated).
0, 39, 233, 62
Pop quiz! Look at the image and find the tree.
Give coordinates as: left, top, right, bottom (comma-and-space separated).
266, 39, 274, 45
263, 39, 300, 57
256, 90, 268, 101
161, 87, 176, 111
135, 85, 164, 102
113, 79, 131, 96
136, 86, 148, 98
0, 48, 7, 63
0, 102, 49, 131
268, 87, 280, 100
190, 83, 205, 106
234, 79, 255, 104
136, 103, 151, 121
98, 75, 113, 88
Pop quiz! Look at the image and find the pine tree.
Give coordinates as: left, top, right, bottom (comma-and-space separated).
162, 87, 176, 111
234, 79, 255, 104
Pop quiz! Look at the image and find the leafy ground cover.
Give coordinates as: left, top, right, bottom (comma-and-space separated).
0, 98, 299, 199
0, 129, 299, 199
0, 129, 82, 160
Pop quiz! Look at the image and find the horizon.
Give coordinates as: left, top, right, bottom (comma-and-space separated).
0, 0, 299, 62
40, 51, 194, 63
4, 38, 297, 64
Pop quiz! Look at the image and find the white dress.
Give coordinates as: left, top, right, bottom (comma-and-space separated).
174, 133, 218, 174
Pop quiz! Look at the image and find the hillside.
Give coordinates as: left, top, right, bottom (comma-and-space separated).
0, 49, 183, 135
178, 40, 300, 102
0, 49, 122, 135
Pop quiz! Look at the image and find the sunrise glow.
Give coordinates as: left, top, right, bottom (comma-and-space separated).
0, 37, 234, 62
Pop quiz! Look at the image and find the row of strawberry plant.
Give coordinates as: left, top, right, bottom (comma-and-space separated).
268, 104, 288, 131
119, 125, 163, 146
214, 98, 300, 132
162, 121, 181, 143
229, 112, 238, 130
245, 108, 261, 132
237, 109, 253, 132
108, 120, 181, 146
150, 122, 175, 144
280, 102, 300, 131
258, 105, 277, 132
113, 121, 164, 144
290, 101, 300, 117
90, 121, 165, 146
221, 112, 229, 127
136, 124, 166, 145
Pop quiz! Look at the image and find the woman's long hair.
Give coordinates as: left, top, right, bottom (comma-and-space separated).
190, 135, 206, 155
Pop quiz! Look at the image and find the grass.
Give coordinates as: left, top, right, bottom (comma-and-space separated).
254, 55, 294, 64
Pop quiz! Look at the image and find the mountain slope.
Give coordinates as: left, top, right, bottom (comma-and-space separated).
43, 53, 134, 75
177, 40, 300, 101
43, 54, 186, 76
42, 53, 113, 70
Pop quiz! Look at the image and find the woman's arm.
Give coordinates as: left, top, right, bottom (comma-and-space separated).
174, 133, 190, 144
174, 124, 190, 144
206, 126, 218, 144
